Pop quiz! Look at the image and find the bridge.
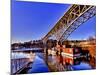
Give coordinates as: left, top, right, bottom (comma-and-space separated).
41, 4, 96, 72
42, 4, 96, 43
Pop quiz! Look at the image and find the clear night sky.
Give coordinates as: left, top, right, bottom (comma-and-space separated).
11, 0, 96, 43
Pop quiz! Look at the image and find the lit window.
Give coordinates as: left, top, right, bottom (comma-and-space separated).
69, 48, 72, 53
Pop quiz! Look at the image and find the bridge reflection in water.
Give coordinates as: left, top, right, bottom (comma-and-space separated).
44, 51, 92, 72
11, 47, 94, 74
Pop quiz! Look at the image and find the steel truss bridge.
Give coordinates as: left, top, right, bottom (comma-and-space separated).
42, 4, 96, 43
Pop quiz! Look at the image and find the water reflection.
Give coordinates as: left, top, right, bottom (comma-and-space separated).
72, 62, 92, 70
28, 53, 49, 73
28, 51, 93, 73
45, 51, 92, 71
11, 49, 94, 74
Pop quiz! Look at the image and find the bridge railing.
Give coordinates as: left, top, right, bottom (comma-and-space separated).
11, 58, 29, 74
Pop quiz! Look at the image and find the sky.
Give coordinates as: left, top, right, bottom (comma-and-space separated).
11, 0, 96, 43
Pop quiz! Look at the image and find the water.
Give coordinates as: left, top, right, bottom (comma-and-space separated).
11, 48, 45, 74
45, 54, 92, 71
35, 53, 44, 59
11, 52, 48, 74
11, 48, 93, 74
28, 53, 49, 73
28, 52, 92, 73
72, 62, 92, 70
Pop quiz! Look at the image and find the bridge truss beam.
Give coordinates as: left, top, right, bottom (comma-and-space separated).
59, 6, 96, 42
42, 4, 96, 43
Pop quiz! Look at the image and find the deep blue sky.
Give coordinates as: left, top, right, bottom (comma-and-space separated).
11, 0, 96, 43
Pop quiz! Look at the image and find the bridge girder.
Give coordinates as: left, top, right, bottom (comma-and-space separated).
42, 4, 96, 43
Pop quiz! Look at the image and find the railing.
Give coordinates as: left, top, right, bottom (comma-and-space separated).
11, 58, 29, 74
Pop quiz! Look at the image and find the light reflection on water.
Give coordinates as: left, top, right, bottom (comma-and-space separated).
28, 53, 92, 73
72, 62, 92, 70
47, 54, 92, 71
28, 55, 49, 73
11, 51, 92, 73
